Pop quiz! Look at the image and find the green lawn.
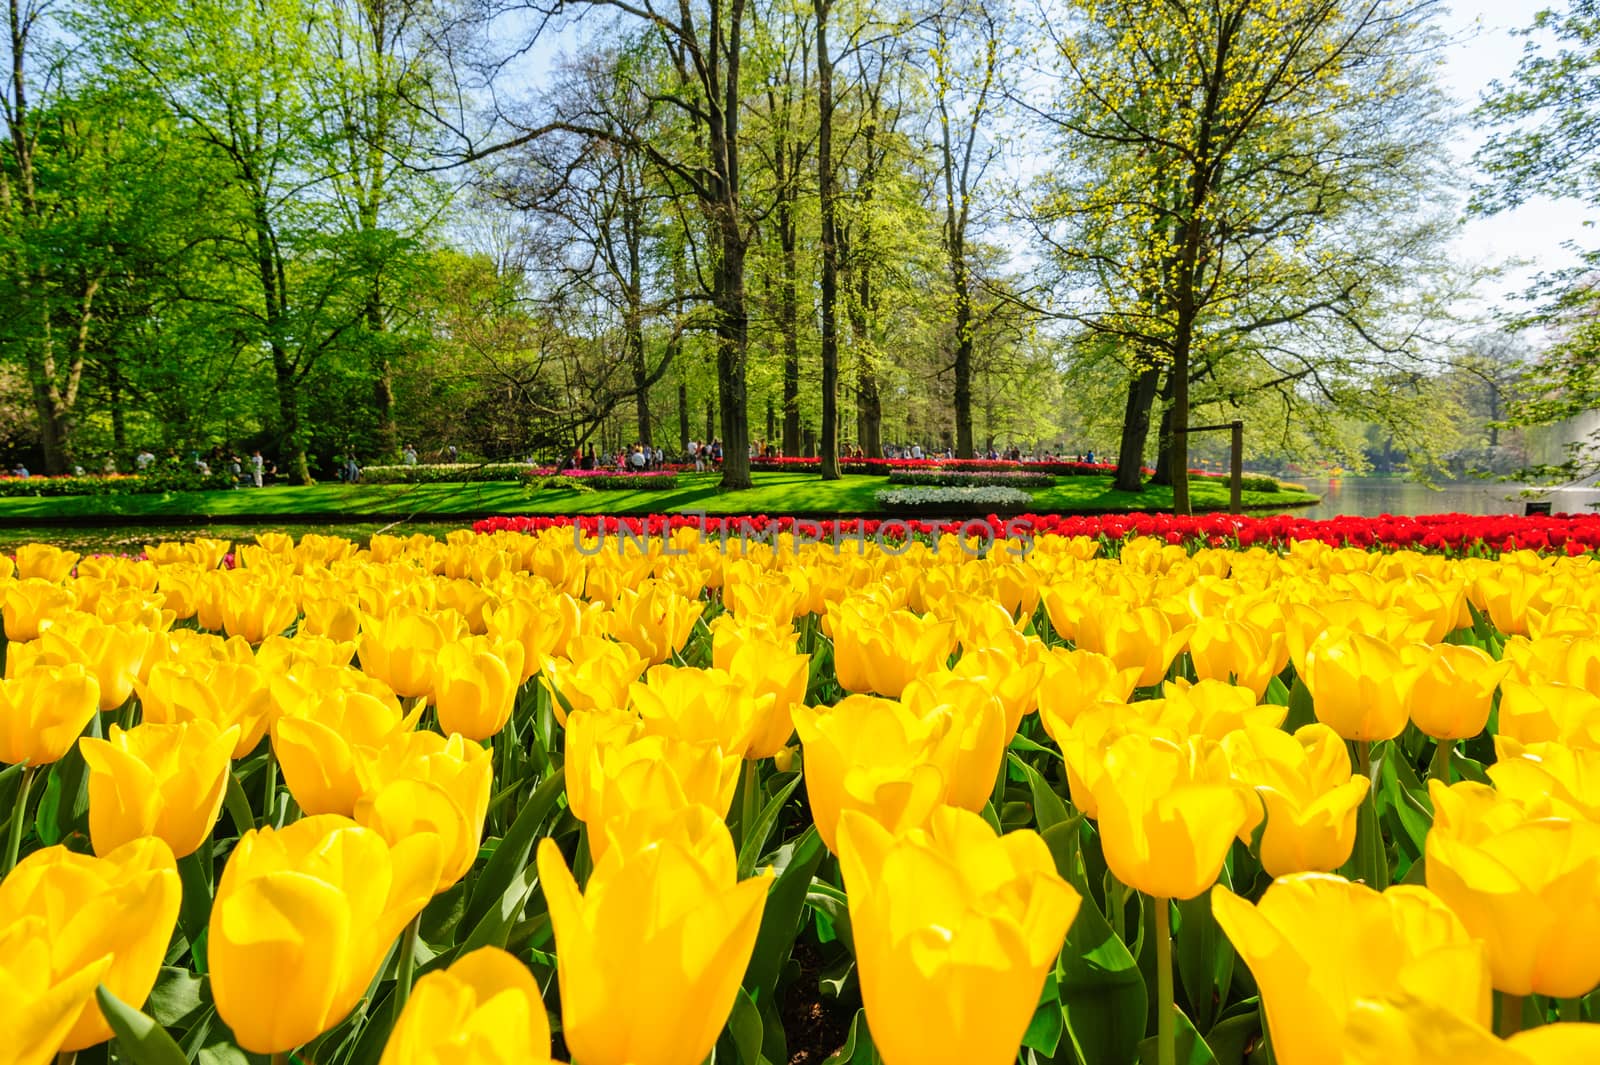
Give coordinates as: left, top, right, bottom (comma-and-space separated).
0, 471, 1316, 524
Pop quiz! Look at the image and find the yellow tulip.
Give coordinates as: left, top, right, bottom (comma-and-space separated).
216, 570, 301, 644
14, 543, 78, 583
488, 594, 588, 678
357, 732, 492, 894
358, 610, 449, 701
536, 810, 770, 1065
1490, 737, 1600, 821
608, 581, 704, 664
80, 719, 240, 858
272, 690, 414, 816
1211, 874, 1492, 1065
0, 664, 100, 766
1300, 631, 1418, 742
901, 672, 1008, 812
1222, 724, 1368, 877
716, 627, 809, 758
0, 937, 110, 1065
1188, 616, 1288, 698
209, 815, 442, 1053
137, 660, 276, 759
1147, 678, 1288, 739
629, 663, 763, 754
1404, 643, 1509, 741
1497, 681, 1600, 749
434, 637, 524, 741
566, 727, 740, 862
836, 806, 1081, 1065
379, 946, 564, 1065
300, 594, 362, 644
0, 837, 181, 1052
1088, 732, 1261, 900
829, 604, 956, 698
1426, 779, 1600, 997
792, 695, 956, 852
34, 617, 157, 711
1, 578, 75, 640
1346, 993, 1600, 1065
1075, 604, 1192, 689
950, 643, 1046, 736
1034, 646, 1142, 739
540, 636, 647, 725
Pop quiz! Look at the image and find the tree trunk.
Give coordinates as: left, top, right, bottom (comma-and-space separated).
369, 291, 396, 458
779, 214, 801, 457
705, 398, 715, 444
1114, 366, 1162, 492
952, 268, 974, 458
678, 380, 690, 451
715, 223, 752, 489
630, 321, 651, 446
815, 0, 840, 481
1150, 373, 1179, 486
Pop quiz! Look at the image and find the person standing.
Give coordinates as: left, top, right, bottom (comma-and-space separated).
251, 450, 265, 487
403, 443, 418, 466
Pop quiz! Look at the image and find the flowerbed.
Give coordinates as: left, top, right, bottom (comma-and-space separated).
0, 468, 237, 497
5, 521, 1600, 1065
886, 468, 1057, 488
522, 468, 681, 490
362, 462, 533, 484
748, 455, 1272, 484
476, 510, 1600, 555
875, 484, 1035, 513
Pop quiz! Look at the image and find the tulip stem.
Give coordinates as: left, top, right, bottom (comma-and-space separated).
1356, 740, 1371, 781
262, 753, 278, 826
1498, 994, 1524, 1037
394, 913, 422, 1015
270, 1053, 290, 1065
1429, 739, 1454, 784
1562, 997, 1583, 1023
1155, 896, 1175, 1065
4, 763, 39, 876
740, 758, 760, 854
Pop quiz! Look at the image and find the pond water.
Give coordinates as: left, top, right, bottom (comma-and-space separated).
1281, 477, 1600, 520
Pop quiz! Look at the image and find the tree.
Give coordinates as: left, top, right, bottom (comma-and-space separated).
1028, 0, 1457, 511
1476, 0, 1600, 479
94, 0, 407, 482
924, 0, 1001, 459
480, 0, 760, 488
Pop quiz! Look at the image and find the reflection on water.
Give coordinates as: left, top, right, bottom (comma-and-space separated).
1283, 478, 1600, 520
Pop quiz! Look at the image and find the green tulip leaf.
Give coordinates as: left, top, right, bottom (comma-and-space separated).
1136, 1003, 1219, 1065
715, 986, 765, 1065
745, 826, 826, 1003
1282, 677, 1315, 732
1009, 752, 1072, 832
96, 984, 191, 1065
823, 1009, 882, 1065
1376, 745, 1434, 876
1057, 874, 1148, 1065
457, 860, 541, 956
1021, 971, 1065, 1055
1175, 886, 1234, 1035
737, 770, 803, 879
1203, 1002, 1263, 1065
147, 966, 207, 1029
462, 765, 565, 933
